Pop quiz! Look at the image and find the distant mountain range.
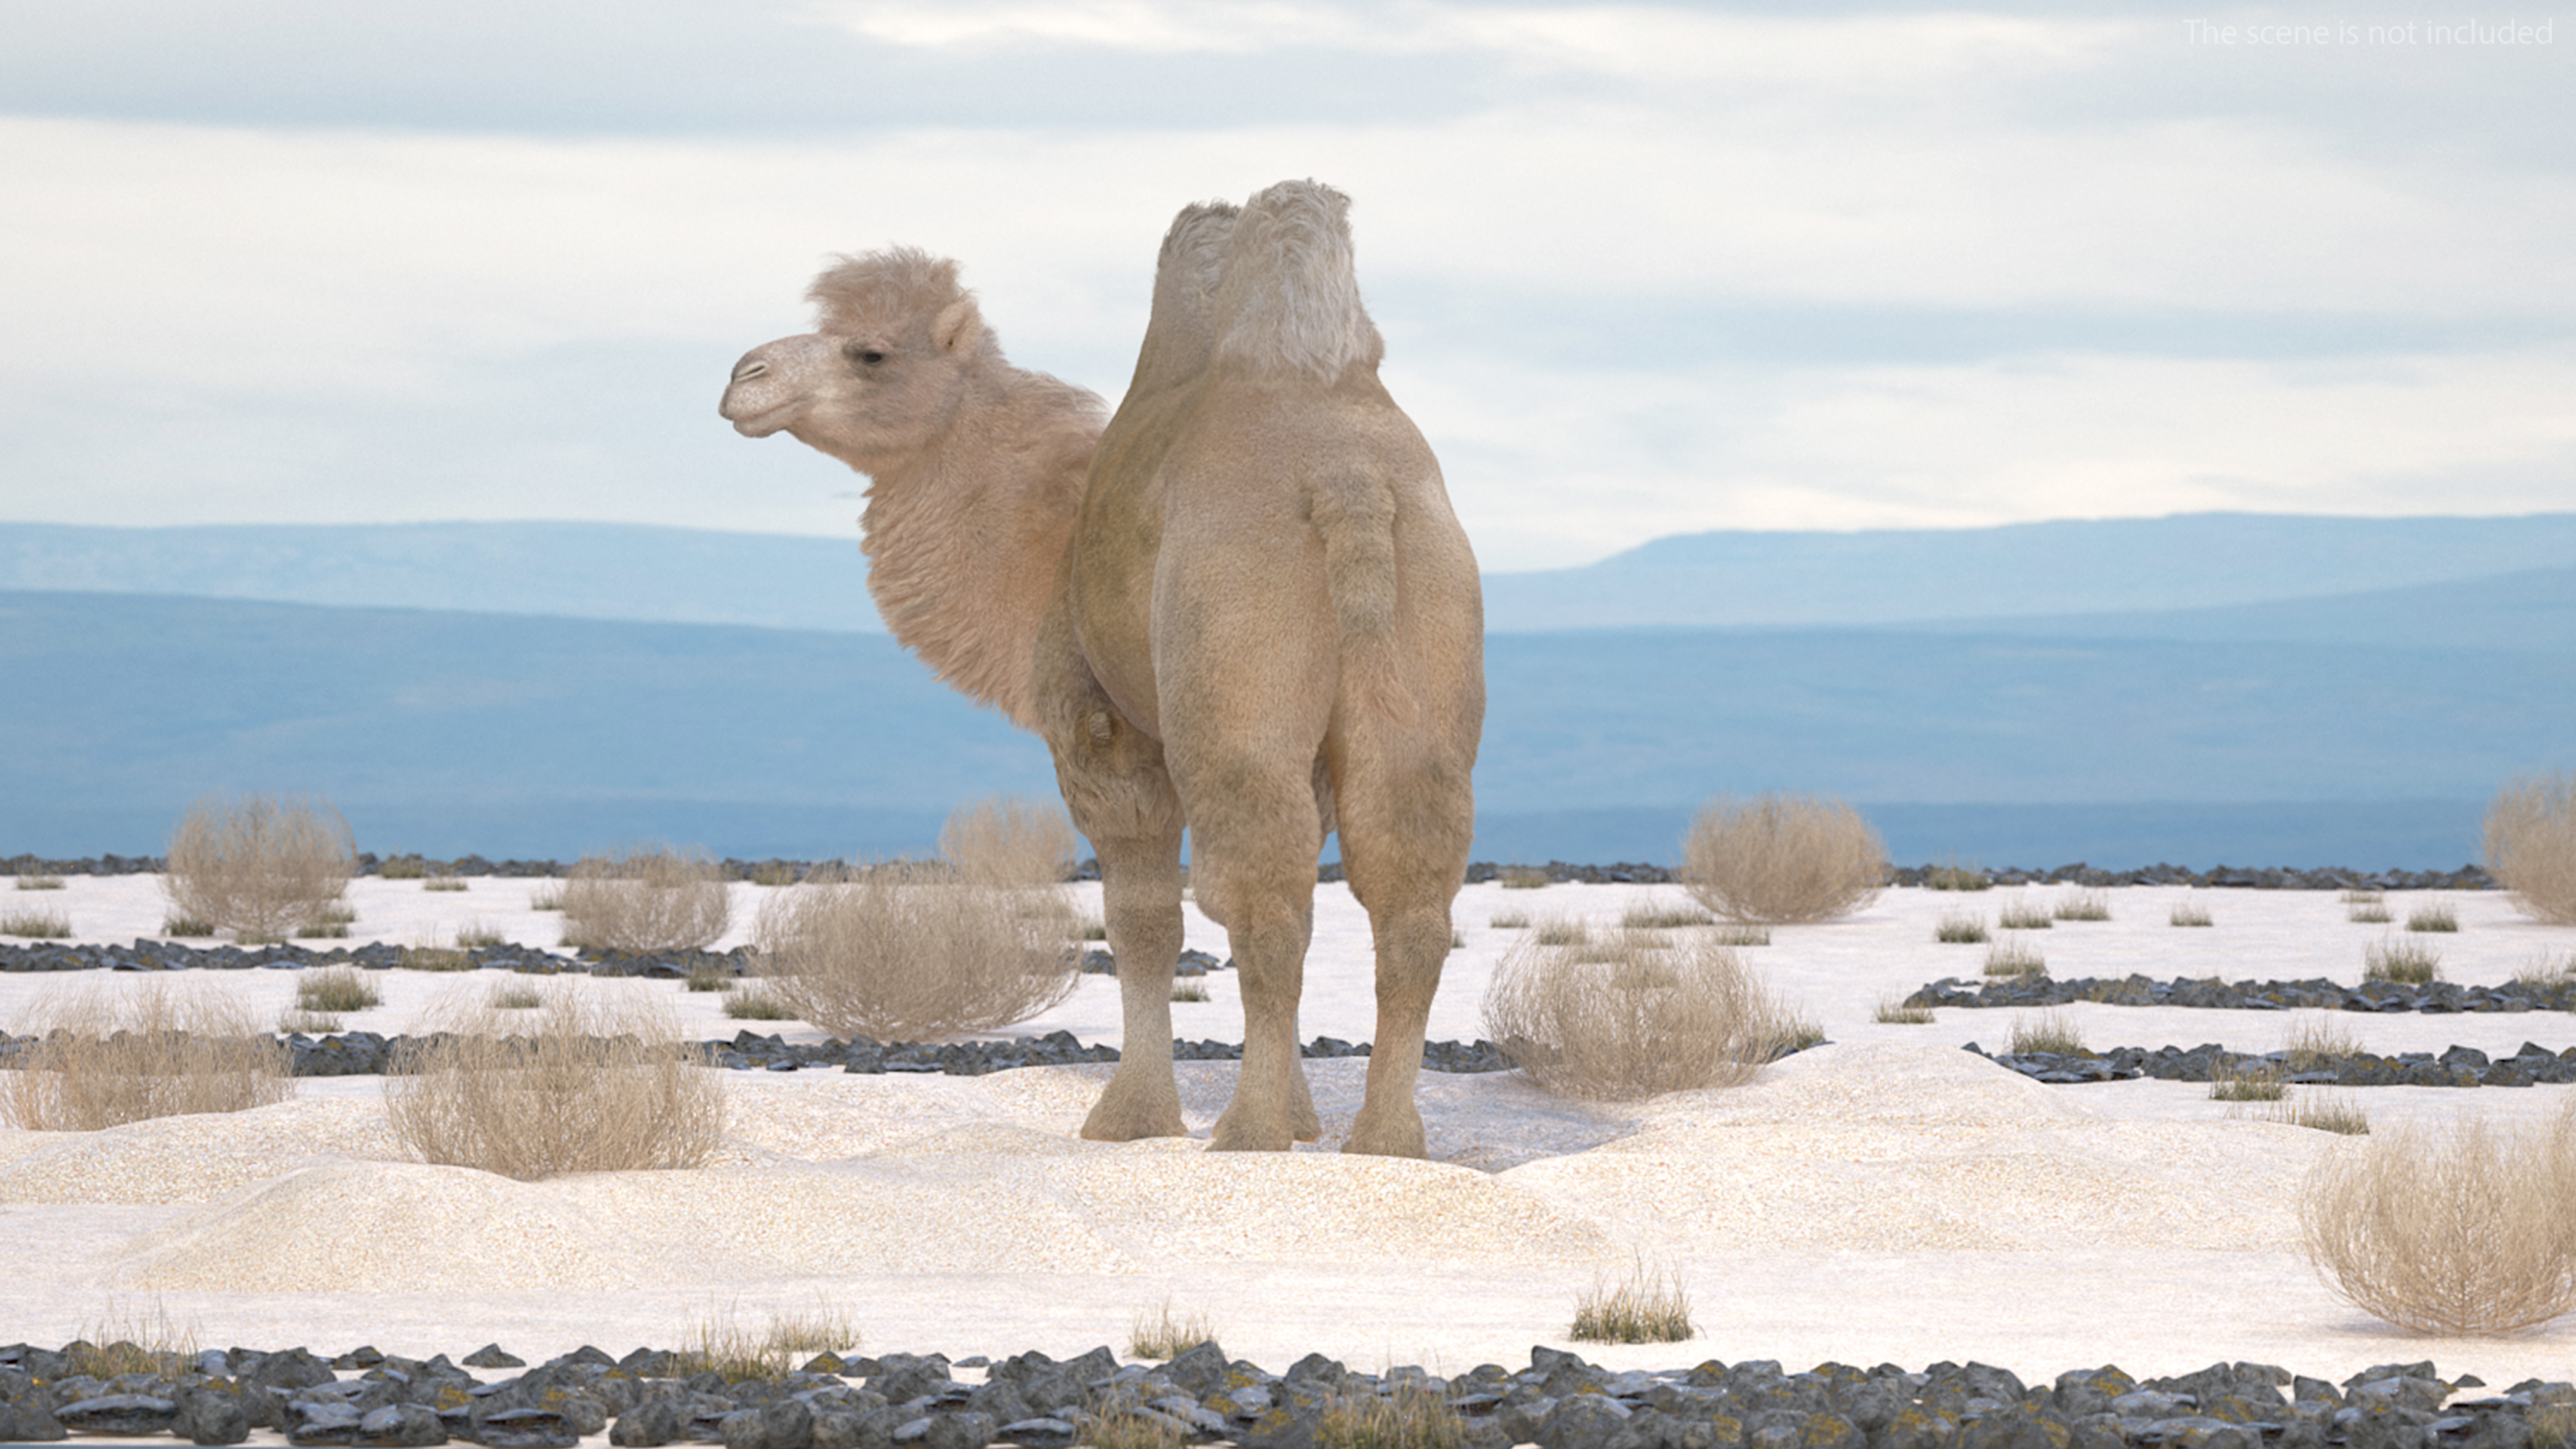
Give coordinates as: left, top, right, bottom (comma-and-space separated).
10, 511, 2575, 635
4, 512, 2569, 866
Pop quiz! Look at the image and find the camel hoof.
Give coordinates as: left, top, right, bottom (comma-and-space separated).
1080, 1079, 1185, 1141
1210, 1110, 1296, 1152
1342, 1112, 1427, 1159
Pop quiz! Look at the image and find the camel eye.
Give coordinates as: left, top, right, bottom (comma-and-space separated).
845, 342, 888, 368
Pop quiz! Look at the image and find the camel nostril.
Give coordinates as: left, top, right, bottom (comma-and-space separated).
731, 360, 769, 383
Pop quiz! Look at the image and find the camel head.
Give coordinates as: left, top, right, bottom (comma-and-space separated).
719, 247, 991, 470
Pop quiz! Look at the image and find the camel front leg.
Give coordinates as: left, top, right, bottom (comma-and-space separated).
1079, 832, 1189, 1142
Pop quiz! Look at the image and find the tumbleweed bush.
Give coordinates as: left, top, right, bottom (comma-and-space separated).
162, 793, 357, 943
2300, 1106, 2576, 1334
2486, 773, 2576, 925
1680, 794, 1886, 924
384, 989, 723, 1180
751, 865, 1077, 1040
1481, 930, 1784, 1101
938, 794, 1081, 889
559, 844, 731, 954
1, 982, 294, 1130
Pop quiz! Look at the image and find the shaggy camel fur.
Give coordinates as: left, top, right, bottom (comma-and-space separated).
720, 181, 1483, 1157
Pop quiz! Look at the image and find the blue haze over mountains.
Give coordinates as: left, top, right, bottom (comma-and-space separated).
5, 513, 2571, 868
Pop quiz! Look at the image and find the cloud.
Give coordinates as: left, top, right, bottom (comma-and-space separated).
1, 2, 2570, 565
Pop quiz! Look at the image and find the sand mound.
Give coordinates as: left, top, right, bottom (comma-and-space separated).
0, 1098, 406, 1204
1499, 1045, 2316, 1255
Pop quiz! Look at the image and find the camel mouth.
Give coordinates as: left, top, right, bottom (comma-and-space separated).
723, 398, 799, 438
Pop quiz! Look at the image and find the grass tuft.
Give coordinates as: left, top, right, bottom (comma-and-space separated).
528, 884, 565, 912
1874, 996, 1933, 1025
686, 961, 736, 993
2169, 900, 2214, 928
454, 922, 506, 949
674, 1300, 861, 1380
1498, 866, 1552, 890
1570, 1257, 1694, 1343
67, 1301, 201, 1379
1530, 917, 1589, 947
722, 989, 797, 1021
13, 873, 65, 891
2008, 1009, 2085, 1056
160, 913, 215, 938
2510, 951, 2575, 993
1170, 979, 1210, 1003
1926, 859, 1992, 892
1935, 911, 1988, 944
486, 983, 545, 1010
2053, 888, 2112, 922
296, 965, 380, 1013
1315, 1382, 1467, 1449
2349, 901, 2393, 924
1126, 1298, 1218, 1360
2282, 1012, 2359, 1071
2404, 900, 2459, 932
0, 908, 70, 938
1995, 896, 2054, 930
423, 875, 468, 893
1680, 794, 1887, 924
2364, 934, 2443, 984
2209, 1059, 2286, 1101
276, 1008, 343, 1034
1621, 901, 1717, 930
1711, 924, 1771, 947
1983, 936, 2047, 977
399, 945, 473, 971
1488, 910, 1529, 929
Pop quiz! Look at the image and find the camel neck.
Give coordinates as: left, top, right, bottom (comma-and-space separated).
851, 368, 1096, 729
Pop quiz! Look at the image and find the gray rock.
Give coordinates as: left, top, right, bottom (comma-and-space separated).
0, 1397, 68, 1442
180, 1385, 254, 1446
1540, 1393, 1635, 1449
609, 1399, 682, 1447
464, 1346, 526, 1370
996, 1418, 1077, 1447
1957, 1405, 2072, 1449
56, 1392, 182, 1436
920, 1410, 997, 1449
475, 1406, 578, 1448
760, 1398, 818, 1449
358, 1403, 448, 1446
1159, 1342, 1230, 1397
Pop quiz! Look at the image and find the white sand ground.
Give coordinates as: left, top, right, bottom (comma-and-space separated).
4, 874, 2575, 1395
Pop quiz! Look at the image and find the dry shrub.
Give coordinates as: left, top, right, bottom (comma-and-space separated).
2300, 1105, 2576, 1334
162, 793, 357, 943
1, 982, 294, 1130
2486, 773, 2576, 924
559, 845, 731, 954
1679, 794, 1886, 924
676, 1299, 861, 1379
1481, 929, 1784, 1102
752, 866, 1077, 1040
938, 795, 1081, 888
384, 988, 724, 1180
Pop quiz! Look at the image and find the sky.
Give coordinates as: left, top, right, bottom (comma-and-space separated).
1, 1, 2571, 571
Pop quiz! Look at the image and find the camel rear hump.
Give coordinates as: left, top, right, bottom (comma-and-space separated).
1210, 180, 1385, 384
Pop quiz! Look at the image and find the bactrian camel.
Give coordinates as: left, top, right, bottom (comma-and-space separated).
718, 180, 1483, 1156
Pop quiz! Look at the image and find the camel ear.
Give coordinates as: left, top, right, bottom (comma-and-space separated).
932, 297, 982, 354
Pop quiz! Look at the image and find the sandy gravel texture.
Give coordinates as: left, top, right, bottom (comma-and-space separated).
2, 875, 2573, 1388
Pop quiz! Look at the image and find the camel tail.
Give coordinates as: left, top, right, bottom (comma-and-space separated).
1313, 482, 1421, 728
1212, 179, 1385, 384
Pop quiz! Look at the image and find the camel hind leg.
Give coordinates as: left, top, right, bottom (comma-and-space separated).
1332, 741, 1476, 1159
1185, 761, 1327, 1152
